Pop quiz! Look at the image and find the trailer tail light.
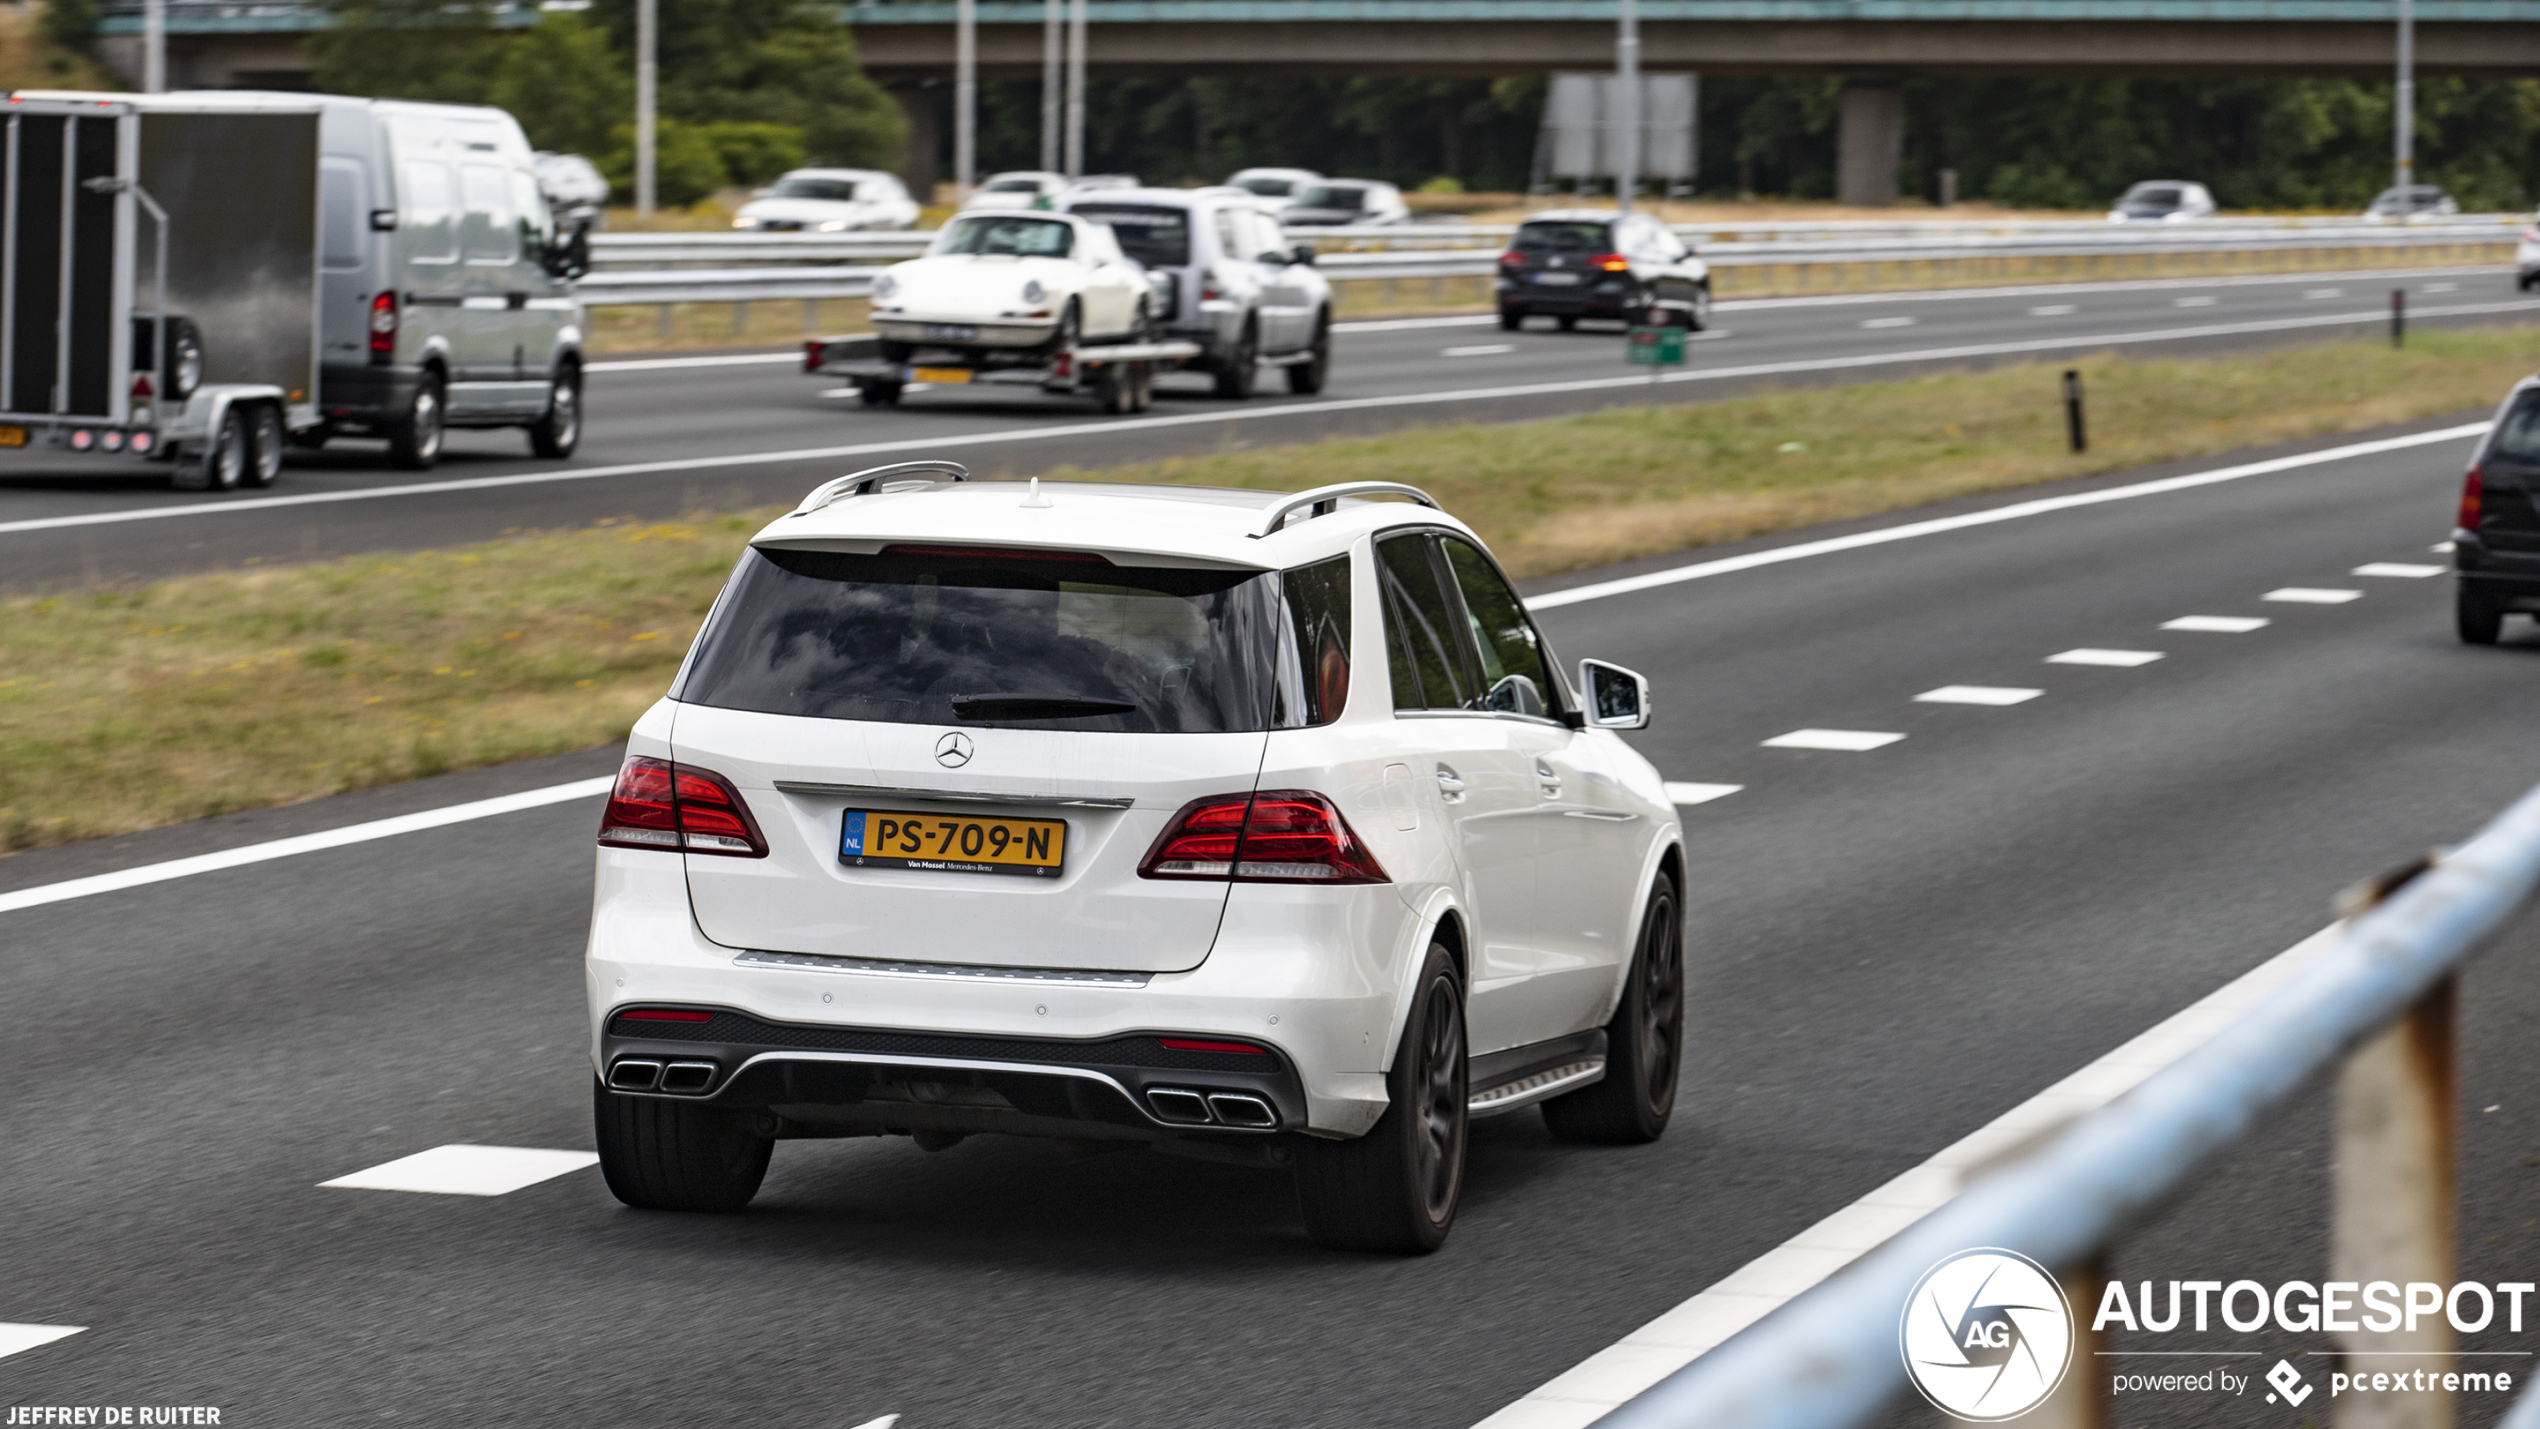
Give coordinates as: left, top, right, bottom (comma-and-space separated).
368, 291, 397, 359
1593, 253, 1631, 272
101, 430, 124, 452
597, 755, 769, 857
803, 339, 826, 373
68, 429, 93, 451
1139, 790, 1387, 884
129, 373, 153, 398
129, 431, 153, 454
2461, 465, 2485, 530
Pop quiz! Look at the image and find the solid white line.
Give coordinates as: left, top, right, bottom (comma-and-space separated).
1444, 344, 1518, 357
0, 776, 616, 917
2028, 305, 2076, 316
2047, 648, 2165, 667
321, 1144, 600, 1196
1662, 782, 1744, 805
1761, 729, 1905, 751
2175, 296, 2218, 307
1527, 423, 2491, 612
1472, 921, 2348, 1429
9, 304, 2525, 540
0, 1324, 84, 1361
1860, 316, 1917, 328
2264, 587, 2365, 603
1914, 685, 2042, 705
1711, 263, 2501, 312
588, 350, 805, 373
2163, 615, 2272, 632
2354, 562, 2445, 578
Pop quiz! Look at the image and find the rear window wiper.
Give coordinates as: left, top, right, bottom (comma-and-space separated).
951, 695, 1138, 721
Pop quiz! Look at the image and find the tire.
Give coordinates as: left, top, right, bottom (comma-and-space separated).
1687, 283, 1714, 333
172, 404, 248, 492
527, 363, 581, 458
1125, 299, 1155, 345
2458, 583, 2504, 644
1544, 873, 1684, 1144
387, 370, 444, 470
1556, 314, 1579, 332
1049, 300, 1082, 358
1098, 365, 1137, 415
859, 381, 903, 407
1294, 940, 1467, 1254
593, 1077, 773, 1213
1286, 311, 1331, 395
1497, 307, 1523, 332
242, 402, 285, 488
1212, 318, 1259, 399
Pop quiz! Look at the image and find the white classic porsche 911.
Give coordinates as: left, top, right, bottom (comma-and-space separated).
870, 213, 1155, 362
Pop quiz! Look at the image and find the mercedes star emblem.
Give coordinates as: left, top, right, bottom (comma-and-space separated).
935, 731, 975, 768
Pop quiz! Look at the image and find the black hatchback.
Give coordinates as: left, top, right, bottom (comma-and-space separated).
2453, 376, 2540, 642
1495, 210, 1711, 332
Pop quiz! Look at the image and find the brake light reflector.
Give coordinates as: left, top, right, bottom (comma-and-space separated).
803, 339, 826, 373
619, 1009, 714, 1023
597, 755, 769, 857
1593, 252, 1631, 272
368, 291, 398, 358
880, 543, 1109, 564
1159, 1037, 1269, 1054
2461, 465, 2485, 530
1139, 790, 1387, 884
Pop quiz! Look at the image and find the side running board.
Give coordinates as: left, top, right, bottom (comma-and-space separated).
1467, 1029, 1609, 1118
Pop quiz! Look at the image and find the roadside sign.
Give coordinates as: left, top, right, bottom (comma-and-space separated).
1627, 325, 1686, 365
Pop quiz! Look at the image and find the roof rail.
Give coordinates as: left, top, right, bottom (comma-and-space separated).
1255, 481, 1440, 538
792, 461, 970, 516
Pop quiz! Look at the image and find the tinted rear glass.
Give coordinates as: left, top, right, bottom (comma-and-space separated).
1071, 205, 1191, 267
1238, 177, 1296, 197
771, 177, 859, 201
681, 546, 1344, 734
2490, 395, 2540, 464
1296, 185, 1366, 210
1515, 221, 1610, 252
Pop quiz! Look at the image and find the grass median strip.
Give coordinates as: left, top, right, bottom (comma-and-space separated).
3, 328, 2529, 853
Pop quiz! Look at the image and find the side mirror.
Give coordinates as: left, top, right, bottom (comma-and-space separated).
1577, 659, 1651, 730
1290, 242, 1317, 267
368, 209, 399, 232
543, 218, 592, 281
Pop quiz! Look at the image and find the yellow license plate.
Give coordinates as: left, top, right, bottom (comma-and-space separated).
0, 426, 26, 447
842, 809, 1065, 878
910, 366, 974, 385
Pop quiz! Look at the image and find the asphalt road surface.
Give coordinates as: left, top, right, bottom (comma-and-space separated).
1, 264, 2533, 591
9, 412, 2540, 1427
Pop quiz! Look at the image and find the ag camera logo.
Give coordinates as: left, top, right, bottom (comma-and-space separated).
1901, 1248, 2076, 1421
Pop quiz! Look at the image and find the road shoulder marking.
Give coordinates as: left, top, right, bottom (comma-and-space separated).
2047, 649, 2164, 667
1914, 686, 2043, 706
0, 1324, 85, 1361
2264, 587, 2364, 604
1761, 729, 1905, 751
1471, 921, 2346, 1429
2162, 615, 2271, 633
322, 1145, 601, 1196
2353, 562, 2445, 578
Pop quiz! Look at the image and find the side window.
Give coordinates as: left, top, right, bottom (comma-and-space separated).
319, 158, 365, 271
1274, 555, 1351, 727
460, 162, 514, 264
1214, 209, 1244, 262
1377, 533, 1472, 712
1248, 211, 1287, 261
400, 160, 455, 264
509, 168, 552, 258
1441, 537, 1556, 719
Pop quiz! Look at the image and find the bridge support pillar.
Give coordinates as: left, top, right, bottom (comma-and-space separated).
1835, 82, 1902, 207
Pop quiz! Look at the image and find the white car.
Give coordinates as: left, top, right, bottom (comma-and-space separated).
2106, 180, 2215, 223
733, 168, 920, 232
964, 170, 1068, 211
584, 466, 1685, 1253
868, 212, 1155, 358
2365, 185, 2458, 222
1281, 178, 1411, 227
2519, 212, 2540, 291
1227, 166, 1323, 212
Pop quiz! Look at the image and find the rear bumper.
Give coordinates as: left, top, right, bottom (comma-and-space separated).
319, 363, 423, 428
2454, 529, 2540, 601
1498, 276, 1638, 315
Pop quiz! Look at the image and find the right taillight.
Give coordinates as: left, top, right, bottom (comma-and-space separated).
368, 290, 397, 360
598, 755, 768, 858
803, 338, 826, 373
2461, 465, 2485, 531
1139, 790, 1387, 884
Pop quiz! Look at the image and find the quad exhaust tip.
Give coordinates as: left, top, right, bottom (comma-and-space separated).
608, 1058, 718, 1094
1144, 1087, 1278, 1129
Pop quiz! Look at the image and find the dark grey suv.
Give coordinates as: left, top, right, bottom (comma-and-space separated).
2453, 377, 2540, 642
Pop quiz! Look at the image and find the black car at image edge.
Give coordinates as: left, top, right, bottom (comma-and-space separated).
2453, 374, 2540, 642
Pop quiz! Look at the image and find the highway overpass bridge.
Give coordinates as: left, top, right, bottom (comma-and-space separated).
92, 0, 2540, 202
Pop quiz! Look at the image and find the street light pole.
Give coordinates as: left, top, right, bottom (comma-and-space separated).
1042, 0, 1061, 173
1064, 0, 1087, 178
142, 0, 164, 92
635, 0, 657, 216
1615, 0, 1639, 215
955, 0, 976, 203
2395, 0, 2415, 196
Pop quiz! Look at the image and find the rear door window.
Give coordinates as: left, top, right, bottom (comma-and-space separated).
400, 161, 455, 264
1440, 537, 1557, 719
1275, 554, 1351, 727
460, 163, 514, 264
1378, 532, 1474, 712
2490, 394, 2540, 464
319, 158, 365, 271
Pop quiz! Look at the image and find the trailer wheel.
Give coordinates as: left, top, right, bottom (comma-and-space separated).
859, 381, 903, 407
528, 364, 581, 459
388, 371, 445, 470
243, 404, 285, 488
172, 405, 248, 492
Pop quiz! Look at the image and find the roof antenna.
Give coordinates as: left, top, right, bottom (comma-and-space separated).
1020, 476, 1054, 508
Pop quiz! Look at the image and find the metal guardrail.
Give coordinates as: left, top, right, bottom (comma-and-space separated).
1591, 777, 2540, 1429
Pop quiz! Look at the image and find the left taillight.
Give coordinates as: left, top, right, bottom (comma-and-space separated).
1139, 789, 1387, 884
598, 755, 769, 858
1593, 252, 1631, 272
803, 338, 826, 373
2461, 464, 2486, 531
368, 290, 398, 359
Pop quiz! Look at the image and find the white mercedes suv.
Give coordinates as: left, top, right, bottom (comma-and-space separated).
584, 463, 1684, 1253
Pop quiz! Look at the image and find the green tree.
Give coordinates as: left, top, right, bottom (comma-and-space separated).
41, 0, 97, 55
304, 0, 506, 106
486, 12, 628, 157
583, 0, 904, 167
597, 118, 728, 207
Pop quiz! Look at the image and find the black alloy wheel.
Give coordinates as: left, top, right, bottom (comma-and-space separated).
1294, 939, 1467, 1253
1544, 873, 1684, 1144
1286, 310, 1331, 395
1556, 314, 1579, 332
1497, 307, 1524, 332
860, 380, 904, 407
1212, 318, 1259, 399
2458, 583, 2505, 644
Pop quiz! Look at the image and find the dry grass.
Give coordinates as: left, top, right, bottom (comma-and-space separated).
7, 328, 2534, 852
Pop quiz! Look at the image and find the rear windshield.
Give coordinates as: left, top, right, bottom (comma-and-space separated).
679, 547, 1351, 733
936, 215, 1074, 258
1237, 177, 1297, 197
2490, 395, 2540, 464
2121, 186, 2183, 207
1515, 221, 1610, 251
771, 177, 859, 201
985, 177, 1044, 193
1071, 205, 1190, 267
1296, 185, 1365, 210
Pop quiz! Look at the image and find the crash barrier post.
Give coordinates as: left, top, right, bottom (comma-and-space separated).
1588, 779, 2540, 1429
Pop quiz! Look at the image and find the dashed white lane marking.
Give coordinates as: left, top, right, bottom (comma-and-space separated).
1471, 921, 2348, 1429
2353, 562, 2446, 578
1443, 344, 1518, 357
1860, 316, 1917, 328
2027, 304, 2077, 316
2174, 295, 2219, 307
2306, 288, 2345, 299
2427, 282, 2461, 293
850, 1417, 902, 1429
2264, 587, 2365, 603
2162, 615, 2271, 632
1663, 782, 1744, 805
322, 1145, 601, 1196
0, 1324, 85, 1361
1761, 729, 1905, 751
1914, 685, 2044, 706
0, 777, 617, 918
2047, 648, 2165, 667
